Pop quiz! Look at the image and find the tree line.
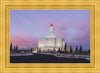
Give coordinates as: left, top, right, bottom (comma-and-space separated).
10, 43, 18, 51
10, 42, 90, 53
63, 43, 90, 53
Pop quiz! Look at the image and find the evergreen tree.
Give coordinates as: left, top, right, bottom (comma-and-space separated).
64, 43, 67, 52
70, 46, 73, 53
31, 48, 32, 52
14, 46, 16, 51
15, 45, 18, 51
88, 49, 90, 53
79, 45, 82, 52
10, 43, 12, 51
75, 46, 78, 53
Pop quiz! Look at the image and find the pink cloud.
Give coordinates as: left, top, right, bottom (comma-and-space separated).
55, 26, 65, 31
10, 36, 27, 48
10, 31, 38, 49
76, 17, 90, 30
16, 31, 27, 37
45, 21, 69, 25
72, 30, 90, 43
77, 24, 89, 30
15, 31, 35, 39
55, 31, 67, 38
41, 21, 69, 30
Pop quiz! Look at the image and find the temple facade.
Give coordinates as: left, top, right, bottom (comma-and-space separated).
38, 24, 65, 52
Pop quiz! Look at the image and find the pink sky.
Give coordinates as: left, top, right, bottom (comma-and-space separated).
10, 10, 90, 50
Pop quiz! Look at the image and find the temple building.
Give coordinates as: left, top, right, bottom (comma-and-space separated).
38, 24, 65, 52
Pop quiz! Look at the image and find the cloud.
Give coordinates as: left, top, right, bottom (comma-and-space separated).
72, 29, 90, 43
45, 21, 69, 25
66, 30, 90, 49
76, 23, 90, 31
55, 31, 67, 38
16, 31, 27, 37
10, 36, 38, 49
10, 31, 39, 49
55, 26, 65, 31
41, 21, 69, 31
15, 31, 36, 39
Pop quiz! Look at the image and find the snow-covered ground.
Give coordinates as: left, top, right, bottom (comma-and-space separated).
10, 53, 33, 56
38, 53, 90, 60
10, 52, 90, 61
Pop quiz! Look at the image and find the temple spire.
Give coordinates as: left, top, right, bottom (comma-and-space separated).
50, 24, 53, 26
50, 24, 54, 33
46, 24, 56, 38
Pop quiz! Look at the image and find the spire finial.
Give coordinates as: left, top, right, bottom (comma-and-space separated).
50, 24, 53, 26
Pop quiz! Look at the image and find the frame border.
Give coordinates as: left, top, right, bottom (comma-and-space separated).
0, 0, 100, 73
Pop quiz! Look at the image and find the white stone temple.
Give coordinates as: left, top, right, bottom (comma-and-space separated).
38, 24, 65, 52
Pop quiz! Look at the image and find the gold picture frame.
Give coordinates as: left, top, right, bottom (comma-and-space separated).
0, 0, 100, 73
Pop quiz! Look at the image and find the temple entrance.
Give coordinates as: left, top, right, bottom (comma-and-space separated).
46, 49, 51, 52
